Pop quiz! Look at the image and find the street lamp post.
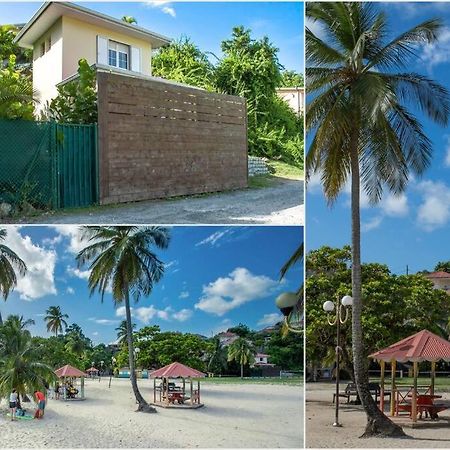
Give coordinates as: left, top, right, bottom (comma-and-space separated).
109, 357, 116, 389
134, 347, 140, 378
99, 360, 104, 382
275, 291, 303, 334
323, 295, 353, 427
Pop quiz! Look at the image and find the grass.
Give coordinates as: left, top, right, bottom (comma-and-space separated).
267, 160, 304, 180
196, 376, 302, 386
369, 377, 450, 392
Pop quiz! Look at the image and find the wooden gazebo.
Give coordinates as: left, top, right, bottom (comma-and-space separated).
370, 330, 450, 422
54, 364, 87, 400
86, 367, 99, 378
150, 362, 206, 409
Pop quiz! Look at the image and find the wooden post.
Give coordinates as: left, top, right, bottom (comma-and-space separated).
81, 376, 85, 399
412, 361, 418, 422
190, 378, 193, 406
431, 361, 436, 396
198, 380, 200, 404
380, 360, 385, 412
390, 359, 396, 417
153, 378, 156, 404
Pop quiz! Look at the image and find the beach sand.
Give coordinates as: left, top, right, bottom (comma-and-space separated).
306, 383, 450, 448
0, 379, 302, 448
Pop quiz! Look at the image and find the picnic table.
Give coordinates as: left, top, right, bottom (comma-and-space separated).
332, 382, 391, 404
396, 390, 448, 420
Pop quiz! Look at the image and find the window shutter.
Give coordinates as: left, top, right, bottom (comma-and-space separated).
131, 46, 141, 72
97, 35, 108, 65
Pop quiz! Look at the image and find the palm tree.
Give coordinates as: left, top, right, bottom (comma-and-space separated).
116, 319, 136, 345
207, 337, 228, 374
227, 337, 256, 379
44, 306, 69, 337
0, 315, 56, 400
76, 226, 170, 413
306, 2, 450, 437
0, 228, 27, 326
121, 15, 137, 25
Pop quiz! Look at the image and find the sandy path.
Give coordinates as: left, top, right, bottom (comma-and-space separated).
306, 383, 450, 448
21, 178, 304, 225
0, 379, 302, 448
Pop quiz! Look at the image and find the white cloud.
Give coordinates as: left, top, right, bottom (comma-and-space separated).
380, 193, 409, 217
172, 308, 193, 322
51, 226, 86, 255
145, 1, 176, 17
88, 318, 118, 325
165, 260, 178, 269
445, 136, 450, 168
42, 234, 62, 247
195, 268, 279, 316
421, 27, 450, 71
179, 291, 189, 299
257, 313, 283, 327
66, 287, 75, 295
3, 227, 57, 301
361, 216, 383, 232
305, 16, 325, 40
67, 266, 90, 280
92, 332, 99, 337
196, 229, 234, 247
116, 305, 193, 323
416, 180, 450, 231
306, 171, 323, 195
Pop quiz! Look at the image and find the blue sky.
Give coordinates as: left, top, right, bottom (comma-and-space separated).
0, 1, 303, 72
1, 226, 302, 344
307, 2, 450, 275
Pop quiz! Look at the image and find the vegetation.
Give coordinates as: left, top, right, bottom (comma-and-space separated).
0, 24, 32, 68
48, 59, 97, 123
227, 337, 257, 379
435, 261, 450, 273
280, 70, 303, 87
76, 226, 170, 413
152, 27, 303, 166
44, 305, 69, 337
0, 55, 35, 119
306, 1, 449, 437
121, 16, 137, 25
0, 228, 27, 325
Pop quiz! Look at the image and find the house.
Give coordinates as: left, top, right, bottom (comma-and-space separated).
276, 86, 304, 116
424, 271, 450, 294
14, 1, 171, 112
254, 353, 273, 366
217, 331, 239, 347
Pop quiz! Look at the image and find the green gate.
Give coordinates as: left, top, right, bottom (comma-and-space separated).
0, 119, 98, 211
54, 123, 98, 209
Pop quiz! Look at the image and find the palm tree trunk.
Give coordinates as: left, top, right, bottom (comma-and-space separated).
241, 363, 244, 379
350, 142, 405, 438
123, 288, 156, 413
0, 310, 3, 326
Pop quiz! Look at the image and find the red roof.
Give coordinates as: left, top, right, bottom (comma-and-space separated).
55, 364, 87, 378
425, 271, 450, 279
369, 330, 450, 363
150, 362, 206, 378
86, 367, 99, 372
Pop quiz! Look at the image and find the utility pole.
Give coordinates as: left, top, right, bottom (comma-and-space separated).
406, 265, 409, 276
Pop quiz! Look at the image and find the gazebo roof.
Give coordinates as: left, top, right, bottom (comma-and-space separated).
86, 367, 99, 372
150, 362, 206, 378
55, 364, 87, 378
369, 329, 450, 363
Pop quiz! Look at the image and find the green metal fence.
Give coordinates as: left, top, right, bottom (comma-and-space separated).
0, 119, 98, 212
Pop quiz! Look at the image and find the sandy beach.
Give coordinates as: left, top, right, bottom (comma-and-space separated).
0, 378, 302, 448
306, 382, 450, 448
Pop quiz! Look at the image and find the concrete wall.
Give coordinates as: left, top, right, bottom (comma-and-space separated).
97, 72, 248, 205
276, 87, 304, 116
32, 18, 63, 114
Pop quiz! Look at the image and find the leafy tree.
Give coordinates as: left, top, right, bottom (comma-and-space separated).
279, 70, 304, 87
227, 337, 256, 379
0, 315, 56, 400
266, 330, 303, 370
44, 306, 69, 337
306, 246, 450, 389
435, 261, 450, 273
76, 226, 170, 413
121, 16, 137, 25
0, 25, 32, 68
47, 58, 97, 123
152, 37, 214, 90
227, 323, 252, 338
207, 337, 228, 374
0, 228, 27, 325
0, 55, 35, 119
306, 2, 449, 437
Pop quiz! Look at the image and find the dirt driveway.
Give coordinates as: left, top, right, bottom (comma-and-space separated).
25, 177, 303, 225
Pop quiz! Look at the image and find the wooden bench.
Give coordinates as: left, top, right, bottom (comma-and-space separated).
333, 382, 391, 404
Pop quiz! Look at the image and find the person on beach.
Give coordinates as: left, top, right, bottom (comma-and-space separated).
55, 382, 60, 400
34, 390, 46, 419
9, 389, 18, 421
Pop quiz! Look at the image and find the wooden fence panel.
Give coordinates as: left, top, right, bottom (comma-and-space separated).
97, 72, 248, 205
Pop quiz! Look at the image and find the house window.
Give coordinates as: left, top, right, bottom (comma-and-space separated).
108, 40, 129, 70
47, 36, 52, 51
40, 41, 45, 57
